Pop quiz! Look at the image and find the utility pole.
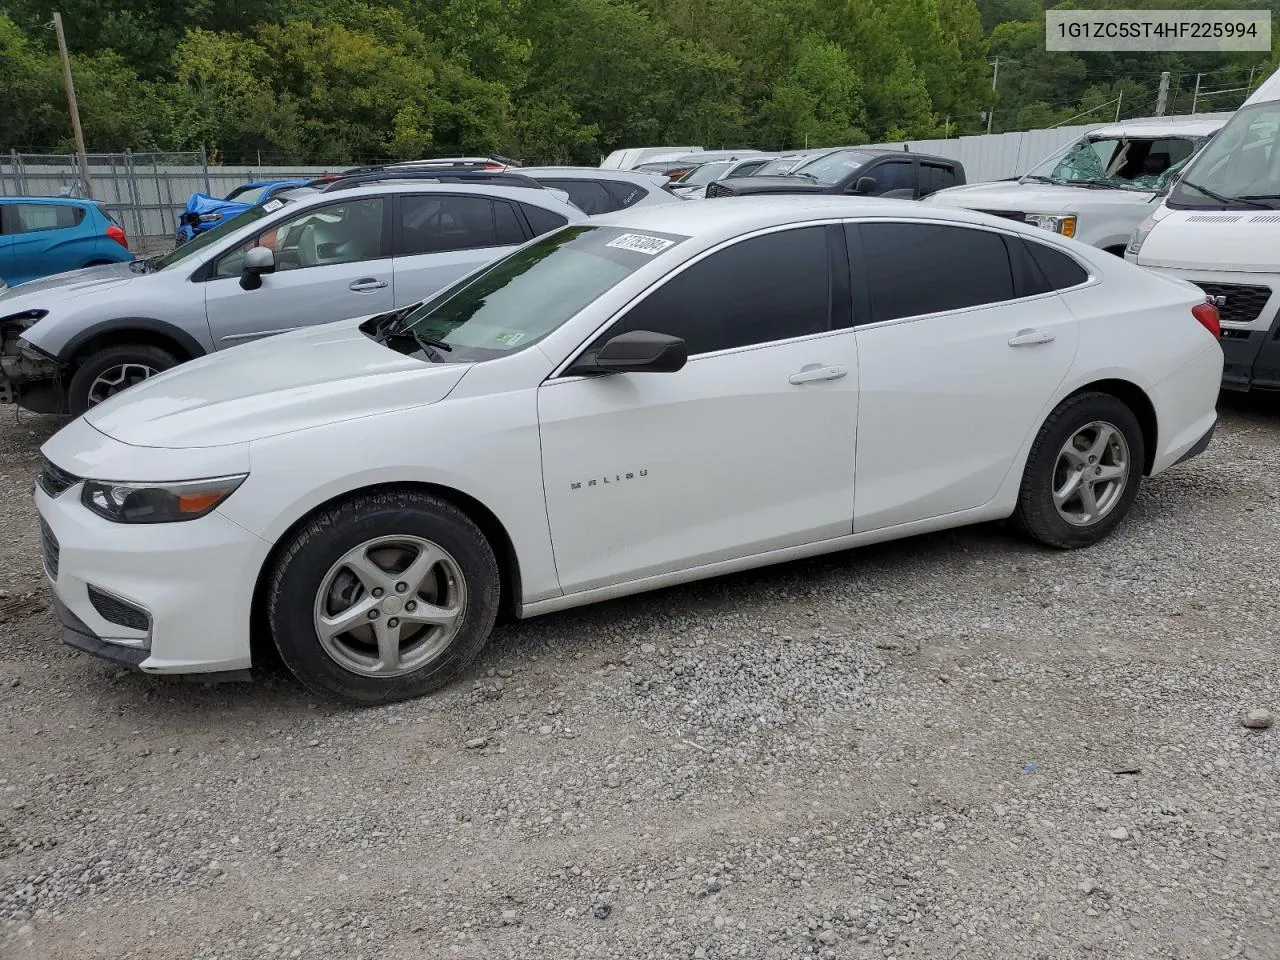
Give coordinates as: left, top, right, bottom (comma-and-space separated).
1115, 90, 1123, 121
1191, 72, 1202, 114
987, 57, 1001, 135
51, 12, 92, 199
1155, 71, 1170, 116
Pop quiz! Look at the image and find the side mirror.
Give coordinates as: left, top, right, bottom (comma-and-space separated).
239, 245, 276, 291
852, 176, 879, 195
567, 330, 688, 377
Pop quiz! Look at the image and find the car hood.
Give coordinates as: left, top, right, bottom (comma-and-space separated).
183, 192, 249, 220
0, 261, 136, 307
84, 317, 471, 449
713, 177, 831, 196
1138, 208, 1280, 273
927, 181, 1155, 213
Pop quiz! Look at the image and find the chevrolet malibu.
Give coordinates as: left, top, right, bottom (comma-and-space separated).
34, 198, 1223, 703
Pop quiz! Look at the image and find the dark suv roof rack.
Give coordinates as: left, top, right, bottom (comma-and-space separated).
319, 170, 545, 192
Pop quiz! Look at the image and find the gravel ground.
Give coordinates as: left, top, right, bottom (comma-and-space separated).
1, 397, 1278, 960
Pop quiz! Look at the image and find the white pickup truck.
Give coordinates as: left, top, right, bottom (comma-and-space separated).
924, 114, 1230, 255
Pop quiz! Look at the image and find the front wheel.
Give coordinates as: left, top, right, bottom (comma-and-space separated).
1013, 392, 1145, 549
67, 343, 177, 415
267, 491, 500, 704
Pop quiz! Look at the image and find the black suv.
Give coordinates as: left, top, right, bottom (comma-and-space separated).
706, 148, 965, 200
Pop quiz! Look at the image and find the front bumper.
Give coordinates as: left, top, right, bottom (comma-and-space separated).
35, 481, 270, 675
1142, 264, 1280, 391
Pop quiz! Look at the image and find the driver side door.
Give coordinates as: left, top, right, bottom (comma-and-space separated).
202, 196, 394, 349
538, 224, 860, 595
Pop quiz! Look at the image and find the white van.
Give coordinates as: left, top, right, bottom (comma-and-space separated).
1127, 72, 1280, 390
926, 115, 1228, 254
600, 147, 703, 170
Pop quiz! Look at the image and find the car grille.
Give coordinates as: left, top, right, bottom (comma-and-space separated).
972, 208, 1027, 223
40, 519, 60, 580
87, 585, 151, 632
705, 181, 734, 198
37, 459, 80, 498
1192, 282, 1273, 326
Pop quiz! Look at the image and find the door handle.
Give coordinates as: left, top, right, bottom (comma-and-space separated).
1008, 328, 1055, 347
789, 364, 848, 385
349, 278, 388, 292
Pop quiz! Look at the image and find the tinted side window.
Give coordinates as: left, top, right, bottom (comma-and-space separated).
613, 227, 831, 355
1004, 236, 1051, 297
521, 203, 569, 236
9, 203, 84, 232
493, 200, 527, 245
920, 163, 958, 196
602, 180, 648, 208
863, 161, 915, 194
400, 195, 511, 255
1027, 240, 1089, 290
727, 160, 765, 178
543, 179, 614, 215
857, 222, 1015, 324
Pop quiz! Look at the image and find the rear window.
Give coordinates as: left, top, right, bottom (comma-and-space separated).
602, 180, 648, 209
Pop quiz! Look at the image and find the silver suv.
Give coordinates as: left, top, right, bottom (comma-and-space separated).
0, 173, 584, 414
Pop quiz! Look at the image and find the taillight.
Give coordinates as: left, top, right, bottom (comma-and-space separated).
105, 224, 128, 249
1192, 301, 1221, 339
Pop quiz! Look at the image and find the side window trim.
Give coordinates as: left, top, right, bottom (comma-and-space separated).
846, 217, 1099, 328
550, 221, 850, 380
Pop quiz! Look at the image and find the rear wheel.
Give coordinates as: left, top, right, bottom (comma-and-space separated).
1013, 392, 1145, 548
67, 343, 177, 415
267, 491, 500, 704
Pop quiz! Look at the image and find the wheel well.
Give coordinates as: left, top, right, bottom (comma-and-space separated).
69, 328, 196, 368
1067, 379, 1158, 473
248, 482, 524, 667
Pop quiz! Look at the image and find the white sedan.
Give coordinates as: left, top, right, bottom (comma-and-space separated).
35, 198, 1223, 703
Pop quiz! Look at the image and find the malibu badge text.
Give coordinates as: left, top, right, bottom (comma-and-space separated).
570, 470, 648, 491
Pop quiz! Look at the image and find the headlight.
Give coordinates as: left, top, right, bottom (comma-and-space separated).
1025, 214, 1077, 238
81, 475, 247, 524
1126, 215, 1156, 257
198, 212, 223, 223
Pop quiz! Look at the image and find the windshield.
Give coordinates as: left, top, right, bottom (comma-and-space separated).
226, 184, 270, 204
755, 154, 815, 176
152, 202, 283, 271
791, 150, 874, 184
1026, 134, 1204, 192
386, 225, 689, 362
1169, 101, 1280, 207
678, 161, 734, 186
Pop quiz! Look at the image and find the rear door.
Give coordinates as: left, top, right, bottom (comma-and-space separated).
2, 203, 86, 283
391, 193, 530, 303
202, 195, 394, 348
849, 220, 1079, 532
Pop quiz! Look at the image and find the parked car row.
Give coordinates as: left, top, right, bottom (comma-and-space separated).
19, 87, 1280, 705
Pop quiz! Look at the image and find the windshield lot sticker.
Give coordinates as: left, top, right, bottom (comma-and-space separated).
262, 199, 284, 212
606, 234, 675, 256
493, 330, 526, 346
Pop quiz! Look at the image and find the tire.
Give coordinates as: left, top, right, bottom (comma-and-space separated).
1013, 391, 1145, 549
267, 490, 500, 704
67, 343, 178, 415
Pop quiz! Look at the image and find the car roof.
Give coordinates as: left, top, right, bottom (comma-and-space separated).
586, 194, 1063, 245
518, 166, 667, 182
285, 180, 572, 207
1084, 113, 1233, 138
0, 195, 96, 206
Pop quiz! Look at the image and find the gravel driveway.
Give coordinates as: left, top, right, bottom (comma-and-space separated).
1, 399, 1277, 960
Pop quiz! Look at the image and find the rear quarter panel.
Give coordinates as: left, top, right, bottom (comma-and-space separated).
1057, 250, 1221, 470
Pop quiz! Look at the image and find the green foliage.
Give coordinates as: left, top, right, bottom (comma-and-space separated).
0, 0, 1272, 162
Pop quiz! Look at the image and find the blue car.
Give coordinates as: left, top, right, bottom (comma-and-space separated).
0, 197, 133, 287
174, 179, 314, 244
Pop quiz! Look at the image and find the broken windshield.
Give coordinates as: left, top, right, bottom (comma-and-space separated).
1024, 134, 1205, 192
